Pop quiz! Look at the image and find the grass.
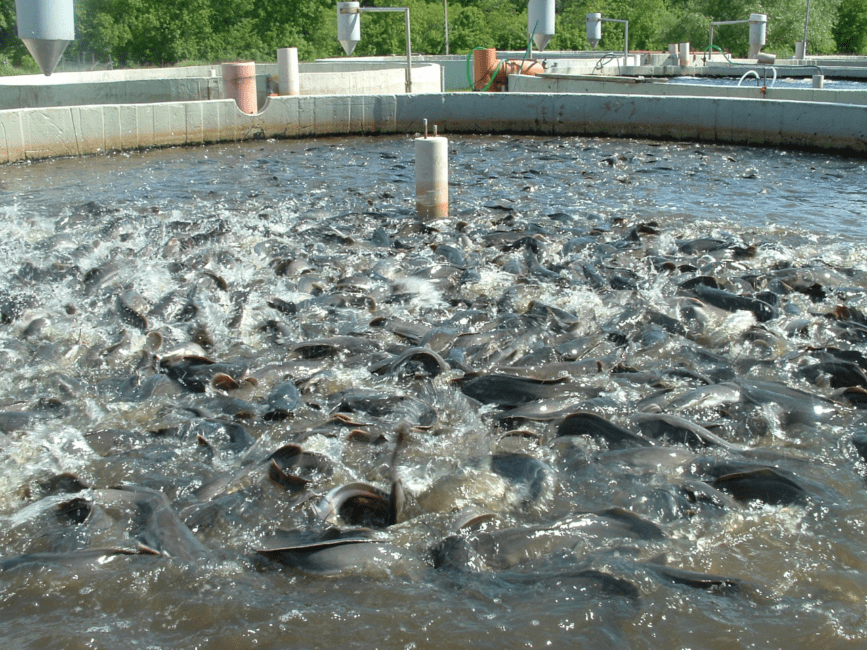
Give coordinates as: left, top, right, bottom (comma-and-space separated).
0, 58, 42, 76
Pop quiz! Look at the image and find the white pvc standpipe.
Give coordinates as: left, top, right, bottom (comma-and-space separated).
415, 134, 448, 220
795, 41, 807, 60
277, 47, 299, 96
678, 42, 690, 66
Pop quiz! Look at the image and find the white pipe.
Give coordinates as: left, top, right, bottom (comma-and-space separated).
415, 129, 448, 220
737, 70, 760, 87
444, 0, 449, 55
277, 47, 299, 96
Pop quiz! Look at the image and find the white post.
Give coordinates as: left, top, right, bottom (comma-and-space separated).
801, 0, 812, 58
416, 123, 448, 220
277, 47, 299, 96
795, 41, 806, 60
444, 0, 449, 55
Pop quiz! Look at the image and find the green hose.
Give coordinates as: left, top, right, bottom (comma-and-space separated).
466, 21, 537, 92
703, 44, 748, 66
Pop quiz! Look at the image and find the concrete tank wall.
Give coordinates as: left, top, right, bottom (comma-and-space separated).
2, 92, 866, 163
0, 63, 443, 110
510, 74, 867, 105
334, 53, 867, 90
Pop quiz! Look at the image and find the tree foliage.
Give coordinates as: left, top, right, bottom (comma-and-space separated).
833, 0, 867, 54
0, 0, 855, 69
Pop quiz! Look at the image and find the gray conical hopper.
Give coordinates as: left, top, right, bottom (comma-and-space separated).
339, 38, 359, 56
533, 33, 552, 51
16, 0, 75, 76
586, 13, 602, 50
529, 0, 554, 51
20, 38, 71, 76
337, 2, 360, 56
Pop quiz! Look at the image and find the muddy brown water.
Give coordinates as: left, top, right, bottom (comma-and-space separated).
1, 135, 867, 649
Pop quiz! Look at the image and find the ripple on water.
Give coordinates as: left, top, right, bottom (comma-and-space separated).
0, 135, 866, 647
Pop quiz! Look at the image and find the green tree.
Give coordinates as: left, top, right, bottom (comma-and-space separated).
833, 0, 867, 53
1, 0, 853, 72
448, 5, 488, 51
0, 0, 32, 64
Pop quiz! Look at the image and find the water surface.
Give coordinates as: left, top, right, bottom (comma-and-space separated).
1, 135, 866, 649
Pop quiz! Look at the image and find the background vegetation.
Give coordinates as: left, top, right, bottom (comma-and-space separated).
0, 0, 861, 73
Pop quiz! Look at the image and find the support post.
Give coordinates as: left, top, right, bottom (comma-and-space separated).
338, 5, 413, 93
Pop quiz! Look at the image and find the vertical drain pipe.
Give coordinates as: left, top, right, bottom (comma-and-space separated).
277, 47, 299, 96
678, 42, 690, 66
473, 48, 497, 90
222, 62, 258, 114
416, 120, 449, 220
